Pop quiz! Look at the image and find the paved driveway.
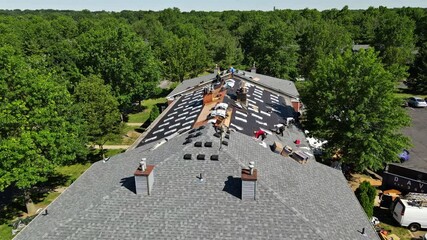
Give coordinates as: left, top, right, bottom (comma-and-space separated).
400, 107, 427, 173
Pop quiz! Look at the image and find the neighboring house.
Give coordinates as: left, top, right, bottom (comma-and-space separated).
15, 69, 378, 240
352, 44, 371, 52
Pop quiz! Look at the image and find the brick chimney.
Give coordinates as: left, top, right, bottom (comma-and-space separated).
291, 99, 301, 113
134, 158, 155, 196
241, 162, 257, 200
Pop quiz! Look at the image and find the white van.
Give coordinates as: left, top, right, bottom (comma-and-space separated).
392, 194, 427, 232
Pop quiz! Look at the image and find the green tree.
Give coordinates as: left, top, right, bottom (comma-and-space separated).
355, 181, 377, 218
301, 49, 410, 171
76, 18, 161, 110
408, 42, 427, 94
74, 75, 122, 158
375, 11, 416, 80
298, 20, 352, 77
0, 46, 86, 214
161, 34, 209, 81
243, 20, 299, 79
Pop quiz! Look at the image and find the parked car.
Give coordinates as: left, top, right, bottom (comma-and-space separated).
408, 97, 427, 108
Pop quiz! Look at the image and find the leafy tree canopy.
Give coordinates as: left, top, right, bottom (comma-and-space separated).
0, 46, 86, 191
301, 49, 410, 171
73, 75, 122, 153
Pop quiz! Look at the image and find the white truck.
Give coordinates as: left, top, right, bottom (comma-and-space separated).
392, 192, 427, 232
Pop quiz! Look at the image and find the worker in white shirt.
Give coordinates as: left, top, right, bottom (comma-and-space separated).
271, 123, 286, 136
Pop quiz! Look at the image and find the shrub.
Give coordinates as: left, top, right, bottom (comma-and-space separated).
355, 181, 377, 218
149, 105, 160, 123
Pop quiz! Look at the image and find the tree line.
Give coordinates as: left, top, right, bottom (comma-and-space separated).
1, 6, 427, 210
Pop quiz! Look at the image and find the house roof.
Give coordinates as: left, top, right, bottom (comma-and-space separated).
234, 70, 299, 98
166, 70, 299, 100
139, 77, 296, 146
352, 44, 371, 51
15, 72, 378, 239
15, 124, 377, 240
166, 73, 217, 99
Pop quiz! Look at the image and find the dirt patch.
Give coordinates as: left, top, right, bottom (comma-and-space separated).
54, 187, 67, 193
348, 173, 382, 191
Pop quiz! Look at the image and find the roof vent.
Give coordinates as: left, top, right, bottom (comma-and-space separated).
213, 132, 220, 138
194, 132, 203, 137
197, 154, 205, 160
194, 142, 203, 147
210, 155, 219, 161
183, 154, 192, 160
183, 139, 193, 145
221, 141, 228, 146
186, 134, 194, 139
198, 126, 206, 130
204, 142, 213, 147
188, 129, 196, 134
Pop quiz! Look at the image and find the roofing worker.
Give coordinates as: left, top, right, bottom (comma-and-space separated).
254, 129, 266, 141
230, 66, 235, 77
271, 123, 286, 136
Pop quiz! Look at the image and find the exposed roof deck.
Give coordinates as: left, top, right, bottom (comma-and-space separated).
139, 75, 295, 146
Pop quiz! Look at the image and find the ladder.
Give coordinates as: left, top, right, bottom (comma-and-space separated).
404, 192, 427, 207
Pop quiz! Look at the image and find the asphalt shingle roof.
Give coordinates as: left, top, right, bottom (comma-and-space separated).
234, 71, 299, 98
166, 73, 217, 99
141, 77, 296, 147
166, 70, 299, 100
15, 125, 378, 240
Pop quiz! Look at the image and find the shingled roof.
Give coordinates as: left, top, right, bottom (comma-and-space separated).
16, 71, 378, 239
166, 73, 217, 99
166, 69, 299, 100
15, 124, 378, 240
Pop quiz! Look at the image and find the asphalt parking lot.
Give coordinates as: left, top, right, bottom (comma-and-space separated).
400, 106, 427, 173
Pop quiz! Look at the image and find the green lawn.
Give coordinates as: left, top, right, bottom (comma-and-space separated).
104, 124, 140, 145
128, 97, 167, 123
374, 207, 413, 240
0, 223, 12, 240
378, 222, 412, 240
56, 162, 92, 186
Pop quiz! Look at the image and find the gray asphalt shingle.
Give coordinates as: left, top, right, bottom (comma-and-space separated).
15, 126, 378, 240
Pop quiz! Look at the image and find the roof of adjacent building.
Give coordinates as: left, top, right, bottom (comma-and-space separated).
352, 44, 371, 51
15, 126, 377, 240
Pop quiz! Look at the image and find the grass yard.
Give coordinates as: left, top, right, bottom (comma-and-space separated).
374, 207, 413, 240
0, 224, 12, 240
104, 124, 141, 145
378, 222, 412, 240
128, 97, 167, 123
56, 162, 92, 186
